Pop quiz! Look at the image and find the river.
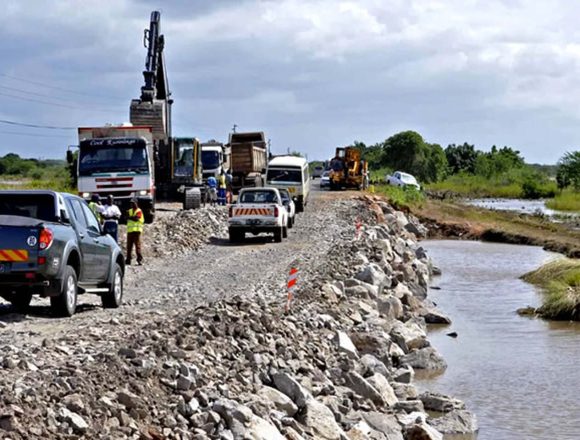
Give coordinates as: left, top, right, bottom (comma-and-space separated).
419, 240, 580, 440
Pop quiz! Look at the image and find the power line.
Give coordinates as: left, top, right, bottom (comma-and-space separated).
0, 91, 119, 113
0, 119, 75, 130
0, 72, 123, 101
0, 84, 121, 108
0, 130, 71, 139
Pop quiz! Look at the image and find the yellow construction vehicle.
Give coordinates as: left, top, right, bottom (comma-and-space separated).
328, 146, 368, 190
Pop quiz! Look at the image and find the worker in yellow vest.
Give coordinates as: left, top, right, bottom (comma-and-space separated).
218, 170, 227, 206
126, 199, 144, 265
88, 194, 103, 223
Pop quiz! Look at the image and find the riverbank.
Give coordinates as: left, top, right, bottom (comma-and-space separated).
412, 200, 580, 258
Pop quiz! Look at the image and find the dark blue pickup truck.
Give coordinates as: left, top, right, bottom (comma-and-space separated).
0, 191, 125, 317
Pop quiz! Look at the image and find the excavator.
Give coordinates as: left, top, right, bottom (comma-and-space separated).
329, 146, 368, 190
130, 11, 203, 209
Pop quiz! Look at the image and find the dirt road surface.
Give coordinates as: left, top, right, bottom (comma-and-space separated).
0, 187, 358, 346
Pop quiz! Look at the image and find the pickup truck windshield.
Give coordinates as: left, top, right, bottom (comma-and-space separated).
240, 191, 278, 204
267, 167, 302, 183
0, 194, 57, 222
202, 150, 220, 170
79, 140, 148, 176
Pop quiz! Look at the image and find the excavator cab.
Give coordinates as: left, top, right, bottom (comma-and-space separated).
329, 146, 365, 190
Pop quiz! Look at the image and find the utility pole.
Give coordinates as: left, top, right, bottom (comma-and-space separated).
232, 124, 237, 133
267, 139, 271, 159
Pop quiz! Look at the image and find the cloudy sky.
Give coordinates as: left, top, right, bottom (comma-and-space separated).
1, 0, 579, 163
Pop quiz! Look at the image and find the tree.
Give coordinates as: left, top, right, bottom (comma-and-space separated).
425, 143, 448, 182
556, 151, 580, 190
445, 143, 478, 174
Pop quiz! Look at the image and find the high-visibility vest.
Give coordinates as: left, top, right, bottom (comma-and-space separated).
127, 208, 144, 233
89, 202, 102, 222
218, 174, 227, 189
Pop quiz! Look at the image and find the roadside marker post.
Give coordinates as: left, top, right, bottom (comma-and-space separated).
355, 217, 363, 240
286, 267, 298, 313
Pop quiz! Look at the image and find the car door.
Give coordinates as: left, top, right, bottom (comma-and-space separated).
79, 201, 111, 282
66, 199, 97, 281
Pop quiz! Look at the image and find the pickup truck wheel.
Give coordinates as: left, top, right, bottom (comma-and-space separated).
229, 229, 244, 243
10, 290, 32, 313
50, 265, 77, 317
274, 227, 283, 243
283, 226, 288, 238
102, 264, 123, 309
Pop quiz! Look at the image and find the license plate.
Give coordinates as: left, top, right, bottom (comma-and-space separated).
0, 262, 11, 274
247, 219, 261, 225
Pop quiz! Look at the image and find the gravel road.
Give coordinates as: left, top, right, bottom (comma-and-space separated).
0, 187, 359, 346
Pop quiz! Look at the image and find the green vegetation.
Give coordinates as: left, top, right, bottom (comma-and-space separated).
522, 259, 580, 320
0, 153, 74, 193
374, 184, 425, 210
546, 190, 580, 212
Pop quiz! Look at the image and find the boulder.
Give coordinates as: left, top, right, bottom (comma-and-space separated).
400, 347, 447, 371
392, 366, 414, 384
58, 408, 88, 433
257, 386, 298, 416
358, 354, 390, 378
377, 296, 404, 321
422, 309, 452, 325
365, 373, 398, 407
355, 264, 387, 289
419, 392, 465, 413
333, 331, 359, 359
297, 399, 344, 440
404, 222, 427, 238
428, 410, 478, 435
405, 422, 443, 440
345, 371, 384, 405
247, 414, 286, 440
272, 373, 312, 408
390, 321, 428, 353
362, 411, 404, 440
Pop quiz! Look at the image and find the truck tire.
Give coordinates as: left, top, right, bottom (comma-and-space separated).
102, 263, 123, 309
283, 225, 288, 238
184, 188, 202, 210
229, 228, 244, 243
50, 265, 77, 317
288, 216, 294, 229
274, 227, 283, 243
9, 290, 32, 313
144, 209, 155, 224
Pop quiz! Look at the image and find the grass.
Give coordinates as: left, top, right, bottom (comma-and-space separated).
0, 176, 75, 193
373, 183, 425, 210
426, 173, 557, 199
546, 190, 580, 212
522, 259, 580, 320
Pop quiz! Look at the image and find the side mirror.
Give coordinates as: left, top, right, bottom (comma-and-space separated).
66, 150, 74, 164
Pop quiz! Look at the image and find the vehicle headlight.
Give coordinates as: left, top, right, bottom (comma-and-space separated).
82, 192, 90, 198
139, 190, 149, 196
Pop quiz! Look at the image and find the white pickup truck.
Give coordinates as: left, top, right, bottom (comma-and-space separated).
228, 187, 289, 243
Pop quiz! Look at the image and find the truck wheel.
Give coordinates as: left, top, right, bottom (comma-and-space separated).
102, 263, 123, 309
274, 227, 283, 243
283, 226, 288, 238
184, 188, 202, 210
9, 290, 32, 313
144, 209, 155, 224
51, 265, 77, 317
229, 229, 244, 243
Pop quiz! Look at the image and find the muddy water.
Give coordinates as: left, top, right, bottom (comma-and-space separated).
419, 240, 580, 440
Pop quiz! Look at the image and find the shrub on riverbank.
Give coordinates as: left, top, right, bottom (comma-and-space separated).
546, 190, 580, 212
522, 259, 580, 320
374, 183, 425, 210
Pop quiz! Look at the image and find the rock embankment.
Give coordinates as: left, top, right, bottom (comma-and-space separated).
0, 196, 477, 439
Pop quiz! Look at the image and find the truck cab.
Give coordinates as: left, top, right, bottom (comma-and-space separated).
201, 141, 230, 182
73, 126, 155, 223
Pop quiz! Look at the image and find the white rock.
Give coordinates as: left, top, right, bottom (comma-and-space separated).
333, 330, 359, 359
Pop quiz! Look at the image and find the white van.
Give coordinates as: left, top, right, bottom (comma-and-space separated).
265, 156, 310, 212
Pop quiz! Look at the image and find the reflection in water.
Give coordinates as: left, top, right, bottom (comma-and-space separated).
418, 240, 580, 440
